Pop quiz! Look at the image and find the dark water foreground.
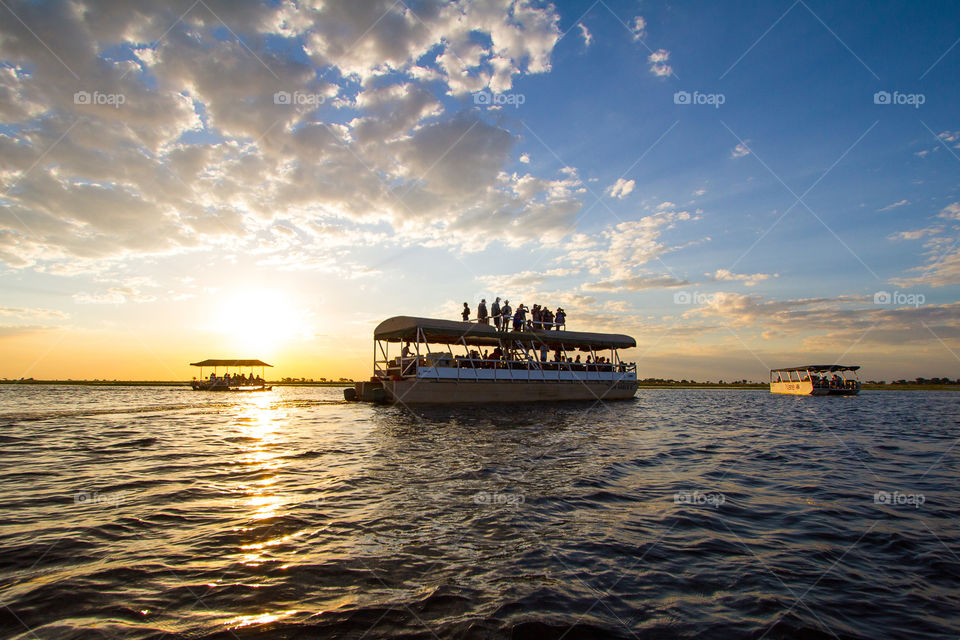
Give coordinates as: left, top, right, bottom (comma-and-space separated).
0, 386, 957, 639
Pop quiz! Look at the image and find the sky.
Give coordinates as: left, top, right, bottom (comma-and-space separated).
1, 0, 959, 382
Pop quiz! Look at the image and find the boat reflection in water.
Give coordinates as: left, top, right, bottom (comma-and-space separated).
189, 358, 273, 392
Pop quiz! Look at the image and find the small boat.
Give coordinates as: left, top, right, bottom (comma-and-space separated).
189, 359, 273, 392
770, 365, 860, 396
346, 316, 638, 404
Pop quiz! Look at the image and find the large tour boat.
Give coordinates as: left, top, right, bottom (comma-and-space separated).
190, 359, 273, 392
770, 365, 860, 396
346, 316, 639, 404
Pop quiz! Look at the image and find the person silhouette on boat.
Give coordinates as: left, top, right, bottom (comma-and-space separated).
462, 302, 470, 322
477, 299, 489, 324
491, 297, 501, 330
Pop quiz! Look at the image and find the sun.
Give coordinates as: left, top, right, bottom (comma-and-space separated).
213, 289, 310, 355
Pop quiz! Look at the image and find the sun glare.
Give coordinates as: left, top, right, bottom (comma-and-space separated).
214, 289, 310, 355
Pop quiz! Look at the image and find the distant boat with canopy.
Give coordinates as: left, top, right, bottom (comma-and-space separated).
770, 365, 860, 396
190, 359, 272, 392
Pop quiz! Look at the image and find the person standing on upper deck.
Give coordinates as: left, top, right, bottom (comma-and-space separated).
462, 302, 470, 322
477, 299, 489, 324
501, 300, 512, 330
555, 307, 566, 330
491, 297, 501, 330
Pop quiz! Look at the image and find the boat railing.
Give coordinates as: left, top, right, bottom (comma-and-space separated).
461, 317, 566, 331
378, 356, 636, 382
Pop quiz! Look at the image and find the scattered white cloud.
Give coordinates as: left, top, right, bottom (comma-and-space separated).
878, 199, 909, 212
693, 189, 707, 196
889, 203, 960, 287
519, 153, 530, 163
606, 178, 635, 199
0, 307, 68, 321
708, 269, 777, 287
648, 49, 672, 77
655, 201, 676, 211
890, 229, 939, 240
630, 16, 646, 40
939, 202, 960, 219
73, 287, 156, 304
731, 142, 751, 158
578, 23, 592, 47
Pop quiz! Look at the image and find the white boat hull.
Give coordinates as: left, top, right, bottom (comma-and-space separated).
380, 379, 638, 404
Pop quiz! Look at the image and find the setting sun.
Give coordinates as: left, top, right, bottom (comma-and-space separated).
213, 289, 312, 355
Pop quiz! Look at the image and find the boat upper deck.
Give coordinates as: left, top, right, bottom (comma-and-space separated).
374, 316, 636, 350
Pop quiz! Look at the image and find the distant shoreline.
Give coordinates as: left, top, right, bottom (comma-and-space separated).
1, 380, 957, 391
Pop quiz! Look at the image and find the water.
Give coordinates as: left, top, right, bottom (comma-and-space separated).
0, 385, 957, 639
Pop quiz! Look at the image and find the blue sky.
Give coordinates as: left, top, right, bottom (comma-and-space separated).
0, 0, 958, 380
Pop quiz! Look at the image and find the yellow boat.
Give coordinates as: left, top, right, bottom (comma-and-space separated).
770, 365, 860, 396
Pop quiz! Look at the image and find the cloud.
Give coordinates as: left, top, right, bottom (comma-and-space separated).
519, 153, 530, 163
630, 16, 646, 40
731, 142, 751, 158
940, 202, 960, 220
477, 268, 577, 291
878, 199, 909, 212
606, 178, 635, 199
678, 292, 960, 350
648, 49, 672, 77
73, 287, 156, 304
890, 229, 939, 241
888, 202, 960, 287
578, 23, 592, 47
0, 0, 571, 274
565, 209, 701, 292
0, 307, 68, 321
707, 269, 777, 287
583, 274, 688, 292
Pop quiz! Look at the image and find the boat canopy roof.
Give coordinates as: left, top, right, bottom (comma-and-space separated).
190, 359, 272, 367
374, 316, 636, 350
771, 365, 860, 372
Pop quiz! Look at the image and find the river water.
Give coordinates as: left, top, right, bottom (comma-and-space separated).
0, 385, 957, 639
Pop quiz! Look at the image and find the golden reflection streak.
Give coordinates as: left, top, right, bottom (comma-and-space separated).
225, 609, 299, 629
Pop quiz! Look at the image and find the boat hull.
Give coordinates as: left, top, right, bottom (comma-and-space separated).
770, 382, 859, 396
380, 379, 638, 404
191, 383, 272, 392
